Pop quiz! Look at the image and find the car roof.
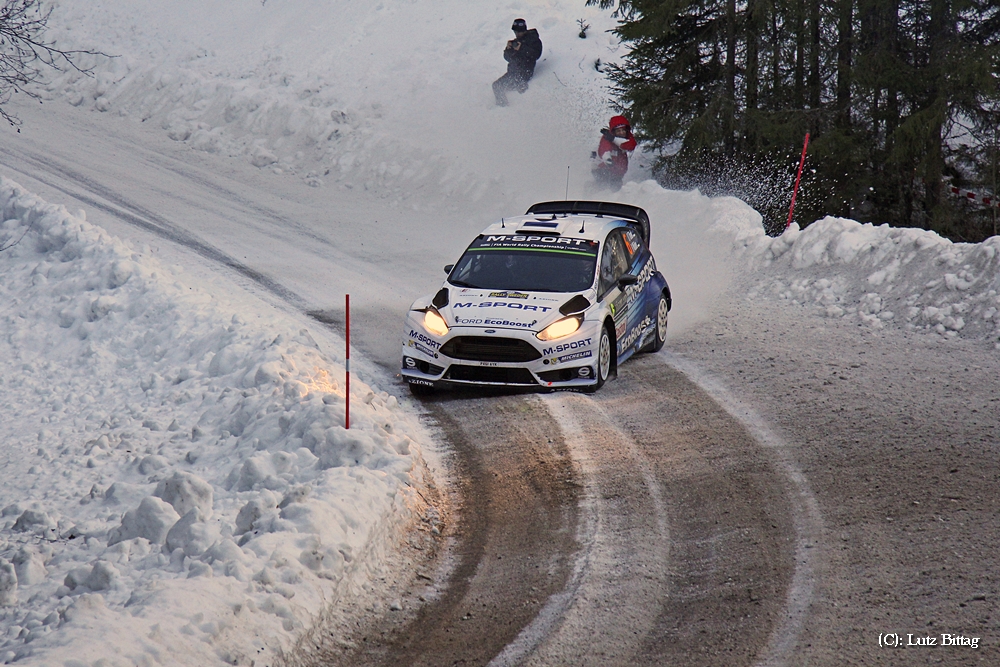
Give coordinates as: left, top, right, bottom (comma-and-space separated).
479, 214, 632, 244
526, 200, 651, 244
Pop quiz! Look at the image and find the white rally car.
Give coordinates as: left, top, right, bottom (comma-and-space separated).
401, 201, 671, 394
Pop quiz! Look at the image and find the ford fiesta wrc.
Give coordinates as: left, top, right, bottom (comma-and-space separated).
401, 201, 672, 395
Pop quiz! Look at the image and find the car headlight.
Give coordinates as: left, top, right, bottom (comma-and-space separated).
536, 316, 582, 341
422, 309, 449, 336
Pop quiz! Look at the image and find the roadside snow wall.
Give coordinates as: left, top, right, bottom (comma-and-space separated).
615, 180, 1000, 347
0, 176, 431, 666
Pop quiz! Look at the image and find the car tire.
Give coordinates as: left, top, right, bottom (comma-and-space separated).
644, 292, 669, 353
408, 381, 435, 397
584, 324, 613, 393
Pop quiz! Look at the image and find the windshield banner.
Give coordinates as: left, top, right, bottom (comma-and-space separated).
472, 234, 599, 256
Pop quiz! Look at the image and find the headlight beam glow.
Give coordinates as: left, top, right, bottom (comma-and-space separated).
536, 315, 582, 341
422, 308, 449, 336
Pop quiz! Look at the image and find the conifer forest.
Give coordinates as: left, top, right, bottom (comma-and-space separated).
590, 0, 1000, 240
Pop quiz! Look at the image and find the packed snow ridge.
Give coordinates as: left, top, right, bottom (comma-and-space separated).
608, 181, 1000, 349
0, 178, 434, 666
729, 212, 1000, 344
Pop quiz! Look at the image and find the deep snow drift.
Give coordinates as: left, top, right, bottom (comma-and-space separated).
1, 0, 999, 665
0, 178, 434, 665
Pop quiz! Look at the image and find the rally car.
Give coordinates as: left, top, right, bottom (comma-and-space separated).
401, 200, 671, 394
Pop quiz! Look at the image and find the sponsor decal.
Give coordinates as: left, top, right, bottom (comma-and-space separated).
453, 301, 551, 312
557, 350, 593, 363
623, 228, 643, 257
407, 340, 438, 357
484, 319, 535, 328
611, 256, 656, 315
408, 329, 442, 350
408, 378, 435, 387
489, 291, 529, 299
615, 319, 627, 341
541, 337, 593, 356
455, 318, 537, 328
619, 315, 653, 353
472, 234, 599, 256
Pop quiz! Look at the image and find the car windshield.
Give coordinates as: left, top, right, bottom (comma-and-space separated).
448, 234, 599, 293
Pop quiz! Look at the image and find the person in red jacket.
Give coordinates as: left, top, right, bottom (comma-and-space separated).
592, 115, 637, 191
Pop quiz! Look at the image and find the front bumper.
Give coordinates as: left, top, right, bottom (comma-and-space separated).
401, 324, 600, 390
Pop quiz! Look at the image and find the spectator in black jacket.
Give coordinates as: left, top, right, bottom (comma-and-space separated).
492, 18, 543, 107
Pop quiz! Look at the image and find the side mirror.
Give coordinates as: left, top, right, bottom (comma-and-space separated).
443, 264, 454, 274
617, 274, 639, 288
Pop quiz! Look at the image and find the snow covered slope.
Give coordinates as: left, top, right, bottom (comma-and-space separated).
43, 0, 628, 209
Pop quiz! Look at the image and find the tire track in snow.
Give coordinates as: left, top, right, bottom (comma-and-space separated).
490, 354, 810, 666
659, 351, 823, 667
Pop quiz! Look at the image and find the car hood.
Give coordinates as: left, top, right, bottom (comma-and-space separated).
440, 286, 590, 332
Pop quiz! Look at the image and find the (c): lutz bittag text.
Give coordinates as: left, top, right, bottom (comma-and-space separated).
879, 633, 980, 648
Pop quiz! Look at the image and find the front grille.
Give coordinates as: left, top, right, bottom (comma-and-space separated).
440, 336, 542, 363
445, 365, 538, 385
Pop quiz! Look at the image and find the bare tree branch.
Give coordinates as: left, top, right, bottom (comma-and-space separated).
0, 222, 30, 251
0, 0, 111, 128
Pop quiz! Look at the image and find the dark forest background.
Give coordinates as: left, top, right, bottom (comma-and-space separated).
588, 0, 1000, 241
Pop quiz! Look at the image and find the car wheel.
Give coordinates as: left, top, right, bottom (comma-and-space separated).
408, 381, 435, 397
647, 292, 669, 352
584, 324, 613, 393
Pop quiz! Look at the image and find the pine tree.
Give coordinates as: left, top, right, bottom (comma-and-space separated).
591, 0, 1000, 241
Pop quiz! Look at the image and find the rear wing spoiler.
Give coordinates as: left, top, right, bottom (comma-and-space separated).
526, 200, 651, 246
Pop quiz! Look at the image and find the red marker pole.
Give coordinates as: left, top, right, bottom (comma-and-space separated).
345, 294, 350, 430
786, 132, 810, 230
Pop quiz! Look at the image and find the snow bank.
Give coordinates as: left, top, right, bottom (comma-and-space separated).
0, 177, 432, 665
736, 218, 1000, 345
614, 180, 1000, 347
